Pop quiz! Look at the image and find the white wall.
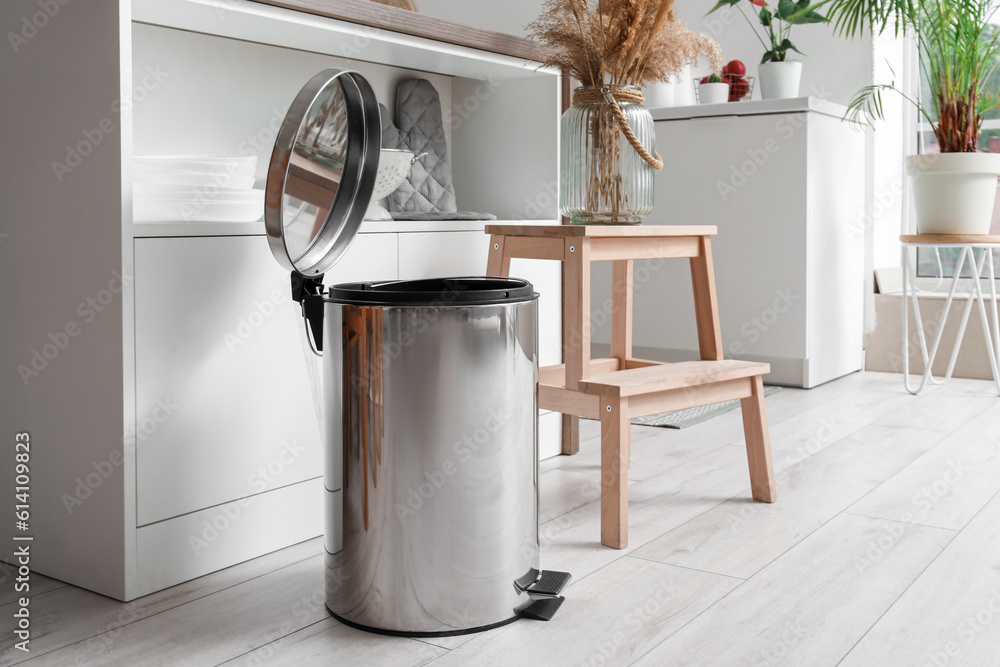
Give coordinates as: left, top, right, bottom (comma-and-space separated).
420, 0, 900, 336
679, 4, 872, 106
418, 0, 874, 106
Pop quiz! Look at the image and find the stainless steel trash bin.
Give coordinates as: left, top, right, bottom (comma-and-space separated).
264, 68, 569, 638
323, 278, 539, 634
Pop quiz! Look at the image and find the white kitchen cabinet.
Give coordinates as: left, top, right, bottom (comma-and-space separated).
134, 233, 398, 526
0, 0, 560, 600
134, 236, 321, 525
592, 98, 866, 387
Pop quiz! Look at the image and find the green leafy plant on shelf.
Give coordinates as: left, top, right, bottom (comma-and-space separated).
708, 0, 827, 63
831, 0, 1000, 153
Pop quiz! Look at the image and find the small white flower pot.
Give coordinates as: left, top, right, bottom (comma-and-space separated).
698, 82, 730, 105
906, 153, 1000, 235
644, 81, 675, 109
758, 61, 802, 100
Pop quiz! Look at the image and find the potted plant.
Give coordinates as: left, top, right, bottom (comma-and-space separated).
698, 72, 732, 103
708, 0, 826, 99
528, 0, 723, 224
832, 0, 1000, 234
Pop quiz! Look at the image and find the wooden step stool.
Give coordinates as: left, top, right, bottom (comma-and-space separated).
483, 224, 777, 550
579, 359, 776, 549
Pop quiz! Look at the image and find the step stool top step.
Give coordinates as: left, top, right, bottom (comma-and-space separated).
485, 224, 717, 238
579, 360, 770, 398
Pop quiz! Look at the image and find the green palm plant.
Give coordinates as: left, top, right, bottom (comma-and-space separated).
829, 0, 1000, 153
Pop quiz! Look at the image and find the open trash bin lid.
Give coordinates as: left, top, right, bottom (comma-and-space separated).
264, 68, 380, 278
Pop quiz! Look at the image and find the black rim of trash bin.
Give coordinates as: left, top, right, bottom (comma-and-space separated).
326, 277, 535, 306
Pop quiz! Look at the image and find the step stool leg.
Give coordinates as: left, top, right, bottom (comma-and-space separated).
486, 235, 511, 275
600, 397, 630, 549
689, 236, 724, 362
740, 375, 777, 503
562, 237, 591, 456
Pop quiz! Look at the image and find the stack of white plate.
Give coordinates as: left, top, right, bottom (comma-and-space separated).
133, 155, 265, 223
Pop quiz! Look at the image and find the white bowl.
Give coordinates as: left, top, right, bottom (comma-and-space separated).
134, 183, 259, 199
133, 155, 257, 178
134, 171, 256, 190
134, 189, 265, 223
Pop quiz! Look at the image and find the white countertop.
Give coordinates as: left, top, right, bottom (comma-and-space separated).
130, 218, 559, 238
651, 97, 850, 122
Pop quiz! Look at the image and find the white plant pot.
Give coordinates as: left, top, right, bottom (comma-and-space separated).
699, 82, 729, 105
673, 65, 694, 106
644, 81, 675, 109
906, 153, 1000, 235
758, 61, 802, 100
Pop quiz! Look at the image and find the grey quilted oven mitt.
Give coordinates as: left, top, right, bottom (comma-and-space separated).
388, 79, 458, 213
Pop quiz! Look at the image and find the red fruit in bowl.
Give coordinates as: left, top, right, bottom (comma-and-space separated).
699, 76, 711, 84
729, 77, 751, 101
725, 60, 747, 77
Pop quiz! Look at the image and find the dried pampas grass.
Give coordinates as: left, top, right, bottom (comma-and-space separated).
527, 0, 723, 87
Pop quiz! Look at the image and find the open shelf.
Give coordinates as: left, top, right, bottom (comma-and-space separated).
128, 10, 561, 232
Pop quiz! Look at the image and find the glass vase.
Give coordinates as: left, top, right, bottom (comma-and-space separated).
560, 85, 656, 225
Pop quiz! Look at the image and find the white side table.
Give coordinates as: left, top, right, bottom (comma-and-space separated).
900, 234, 1000, 395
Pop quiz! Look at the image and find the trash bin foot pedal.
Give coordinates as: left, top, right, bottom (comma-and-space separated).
514, 569, 572, 598
516, 595, 565, 622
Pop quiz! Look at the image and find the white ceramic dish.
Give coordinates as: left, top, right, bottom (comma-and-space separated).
134, 182, 260, 200
134, 189, 265, 223
134, 171, 256, 189
133, 155, 257, 177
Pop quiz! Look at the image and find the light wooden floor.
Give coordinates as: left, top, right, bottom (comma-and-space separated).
5, 371, 1000, 667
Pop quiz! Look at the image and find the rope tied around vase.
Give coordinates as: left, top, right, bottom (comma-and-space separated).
572, 86, 663, 171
